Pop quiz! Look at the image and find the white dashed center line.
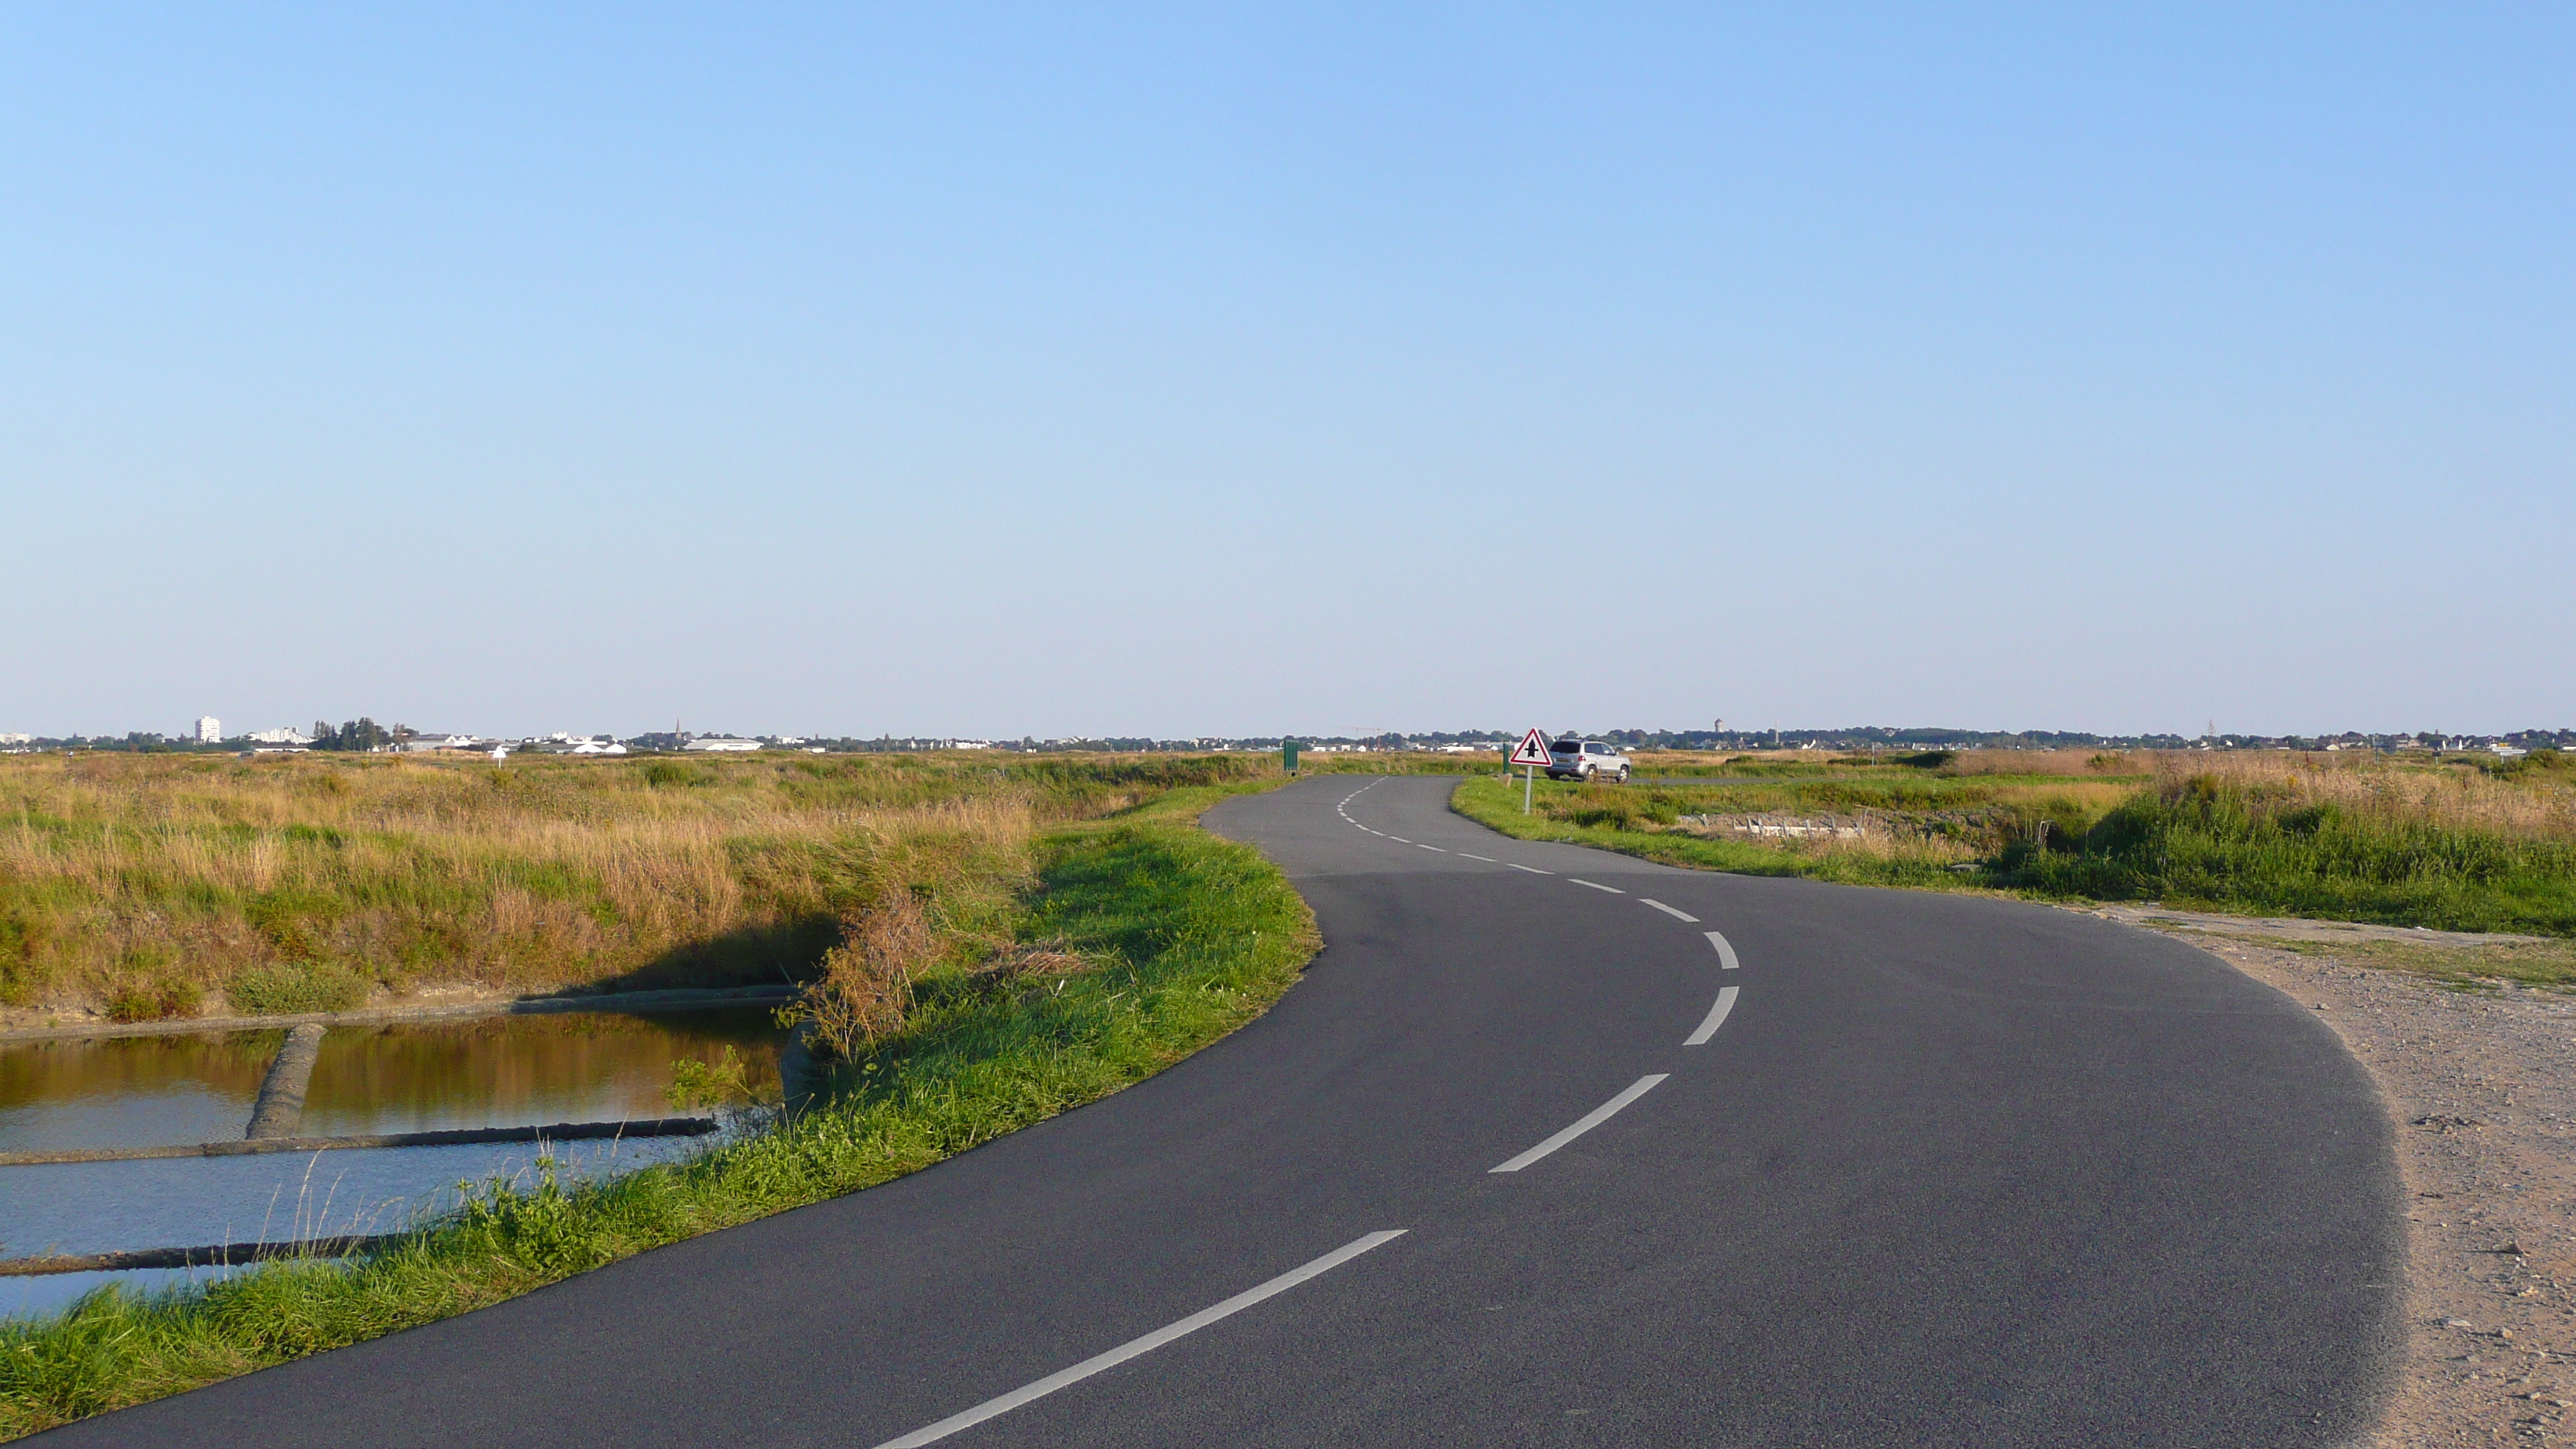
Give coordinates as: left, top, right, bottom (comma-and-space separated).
1703, 930, 1740, 971
1489, 1076, 1669, 1173
1639, 899, 1698, 923
1416, 844, 1446, 851
1506, 863, 1553, 875
1567, 879, 1623, 894
1458, 854, 1495, 862
869, 1231, 1407, 1447
1684, 986, 1740, 1046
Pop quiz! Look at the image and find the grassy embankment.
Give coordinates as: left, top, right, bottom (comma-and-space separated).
0, 758, 1317, 1436
0, 751, 1290, 1020
1455, 748, 2576, 957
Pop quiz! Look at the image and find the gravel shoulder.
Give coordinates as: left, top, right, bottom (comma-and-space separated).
2124, 920, 2576, 1445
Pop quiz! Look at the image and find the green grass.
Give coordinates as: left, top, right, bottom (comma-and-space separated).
1451, 769, 2576, 937
1449, 775, 1997, 890
0, 781, 1316, 1437
2012, 786, 2576, 934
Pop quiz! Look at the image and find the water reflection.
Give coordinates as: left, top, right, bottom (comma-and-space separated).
0, 1007, 786, 1153
0, 1006, 789, 1320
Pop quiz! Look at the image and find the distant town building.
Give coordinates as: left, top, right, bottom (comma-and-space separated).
246, 727, 312, 745
682, 738, 762, 752
194, 717, 221, 744
0, 732, 32, 747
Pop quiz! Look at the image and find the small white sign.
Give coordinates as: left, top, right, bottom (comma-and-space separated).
1509, 729, 1554, 767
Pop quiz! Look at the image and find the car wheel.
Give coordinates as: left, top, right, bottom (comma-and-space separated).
1616, 766, 1630, 783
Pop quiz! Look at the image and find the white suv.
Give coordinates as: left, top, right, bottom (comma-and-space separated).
1545, 738, 1632, 783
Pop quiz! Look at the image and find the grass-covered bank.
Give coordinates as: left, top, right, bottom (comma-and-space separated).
0, 751, 1279, 1021
1453, 749, 2576, 937
0, 780, 1317, 1437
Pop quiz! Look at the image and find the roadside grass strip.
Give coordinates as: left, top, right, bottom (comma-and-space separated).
0, 784, 1319, 1440
1450, 772, 2576, 938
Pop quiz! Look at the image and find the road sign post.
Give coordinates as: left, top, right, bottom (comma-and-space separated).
1508, 728, 1553, 814
1283, 739, 1300, 776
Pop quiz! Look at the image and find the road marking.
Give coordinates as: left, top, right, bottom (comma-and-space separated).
1568, 879, 1623, 893
1388, 837, 1412, 844
1490, 1076, 1668, 1173
1639, 899, 1698, 923
1685, 986, 1740, 1046
1458, 853, 1495, 862
869, 1231, 1407, 1448
1506, 863, 1553, 875
1703, 930, 1740, 971
1416, 844, 1447, 851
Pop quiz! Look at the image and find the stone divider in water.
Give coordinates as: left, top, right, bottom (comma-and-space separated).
0, 1115, 718, 1168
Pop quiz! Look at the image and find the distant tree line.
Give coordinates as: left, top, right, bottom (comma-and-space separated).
310, 718, 394, 752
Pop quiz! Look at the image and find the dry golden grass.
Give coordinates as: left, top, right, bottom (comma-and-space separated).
2139, 752, 2576, 842
0, 751, 1177, 1016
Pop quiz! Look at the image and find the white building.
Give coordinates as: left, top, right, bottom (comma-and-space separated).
682, 738, 763, 752
194, 717, 222, 744
247, 727, 311, 745
0, 732, 32, 746
568, 741, 629, 755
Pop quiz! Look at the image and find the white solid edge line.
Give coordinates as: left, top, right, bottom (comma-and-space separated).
1568, 879, 1623, 893
1506, 863, 1553, 875
1458, 854, 1495, 862
1639, 899, 1699, 923
870, 1231, 1407, 1448
1684, 985, 1740, 1046
1703, 930, 1740, 971
1488, 1075, 1669, 1173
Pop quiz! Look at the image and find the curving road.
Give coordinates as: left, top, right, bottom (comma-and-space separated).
56, 776, 2403, 1447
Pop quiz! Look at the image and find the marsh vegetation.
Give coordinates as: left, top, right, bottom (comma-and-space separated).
0, 751, 1276, 1021
1456, 748, 2576, 936
0, 764, 1315, 1434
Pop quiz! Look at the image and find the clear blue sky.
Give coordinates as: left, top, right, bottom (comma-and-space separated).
5, 5, 2568, 740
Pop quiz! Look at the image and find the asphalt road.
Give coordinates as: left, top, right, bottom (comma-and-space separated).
56, 776, 2403, 1447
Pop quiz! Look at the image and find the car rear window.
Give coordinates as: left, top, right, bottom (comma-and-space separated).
1551, 740, 1579, 752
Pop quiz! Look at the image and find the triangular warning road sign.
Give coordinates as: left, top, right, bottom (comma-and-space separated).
1509, 728, 1554, 767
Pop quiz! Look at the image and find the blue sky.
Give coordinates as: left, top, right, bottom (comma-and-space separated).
5, 5, 2568, 739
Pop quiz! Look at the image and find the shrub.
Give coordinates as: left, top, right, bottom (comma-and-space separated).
228, 961, 369, 1016
779, 896, 935, 1058
102, 978, 203, 1023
